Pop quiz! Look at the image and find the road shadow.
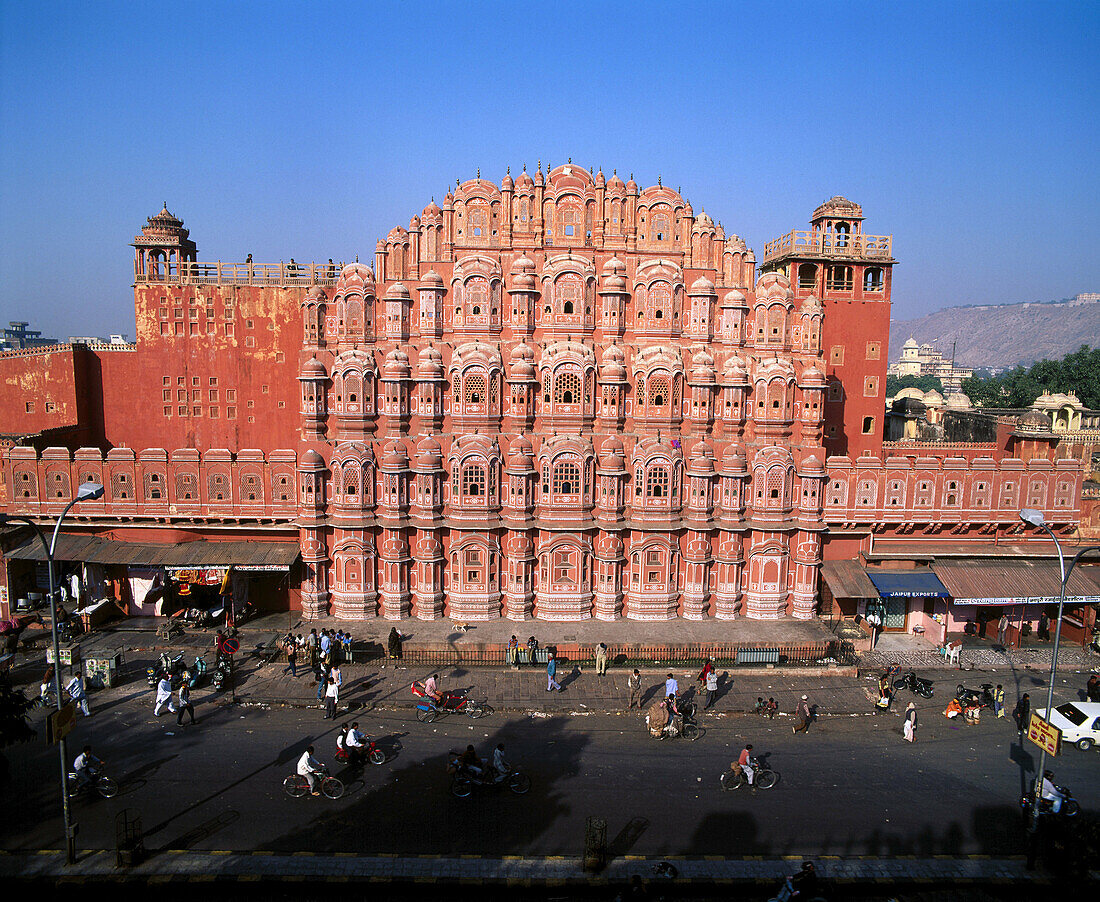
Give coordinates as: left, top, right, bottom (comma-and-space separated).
267, 715, 589, 855
607, 816, 649, 857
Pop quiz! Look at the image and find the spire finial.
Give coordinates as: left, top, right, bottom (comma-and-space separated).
537, 159, 542, 172
477, 168, 480, 178
523, 162, 527, 172
658, 175, 662, 187
568, 156, 572, 164
507, 165, 510, 175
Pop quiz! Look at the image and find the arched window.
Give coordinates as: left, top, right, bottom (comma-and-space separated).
864, 267, 883, 292
649, 375, 670, 409
652, 213, 670, 241
554, 371, 581, 405
552, 461, 581, 496
462, 464, 486, 498
464, 373, 485, 405
646, 465, 670, 499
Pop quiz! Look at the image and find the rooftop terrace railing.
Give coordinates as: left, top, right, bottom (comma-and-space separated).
763, 230, 892, 263
136, 261, 340, 287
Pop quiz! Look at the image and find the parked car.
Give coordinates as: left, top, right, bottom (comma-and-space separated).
1035, 701, 1100, 750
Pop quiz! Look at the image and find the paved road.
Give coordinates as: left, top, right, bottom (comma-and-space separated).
4, 679, 1097, 860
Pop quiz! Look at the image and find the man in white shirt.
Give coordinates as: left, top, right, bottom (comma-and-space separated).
1041, 770, 1066, 813
73, 745, 102, 790
154, 675, 176, 716
346, 722, 366, 766
665, 673, 678, 699
297, 746, 325, 795
490, 743, 510, 781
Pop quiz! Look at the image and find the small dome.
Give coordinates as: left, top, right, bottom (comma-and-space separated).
501, 171, 513, 189
800, 455, 825, 475
721, 354, 748, 380
944, 392, 971, 410
1016, 409, 1053, 433
416, 346, 444, 379
891, 396, 928, 415
299, 356, 327, 379
515, 169, 534, 188
800, 362, 826, 385
800, 294, 822, 313
384, 282, 411, 300
923, 390, 944, 404
903, 337, 918, 349
511, 254, 536, 274
602, 256, 626, 276
415, 436, 443, 468
594, 169, 605, 188
508, 344, 535, 378
812, 196, 864, 220
382, 440, 408, 469
694, 210, 714, 228
722, 289, 748, 307
722, 445, 747, 471
606, 172, 625, 191
303, 285, 327, 305
420, 269, 444, 287
512, 271, 536, 291
383, 348, 410, 378
422, 199, 442, 218
690, 276, 715, 293
625, 175, 637, 192
598, 439, 625, 471
688, 443, 715, 475
597, 533, 623, 556
301, 449, 325, 468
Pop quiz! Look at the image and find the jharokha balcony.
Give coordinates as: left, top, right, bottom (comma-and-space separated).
134, 260, 340, 286
762, 230, 893, 264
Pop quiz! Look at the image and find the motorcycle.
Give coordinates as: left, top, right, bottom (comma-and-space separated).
211, 655, 232, 691
188, 654, 208, 689
146, 651, 186, 688
956, 682, 995, 708
1021, 782, 1080, 818
447, 749, 530, 797
335, 734, 387, 767
893, 671, 934, 699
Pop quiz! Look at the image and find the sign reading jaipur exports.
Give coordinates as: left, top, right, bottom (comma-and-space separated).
1027, 712, 1062, 756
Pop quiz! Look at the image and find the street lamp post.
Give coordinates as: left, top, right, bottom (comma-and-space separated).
1017, 507, 1100, 866
0, 481, 104, 865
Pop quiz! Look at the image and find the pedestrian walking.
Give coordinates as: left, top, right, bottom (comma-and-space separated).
324, 676, 339, 719
903, 702, 917, 743
526, 635, 540, 668
507, 635, 519, 668
594, 642, 608, 676
1012, 693, 1030, 732
546, 652, 562, 692
1038, 612, 1050, 642
993, 684, 1005, 718
696, 658, 715, 686
997, 613, 1010, 646
704, 668, 719, 709
40, 664, 55, 704
793, 695, 812, 733
627, 668, 642, 708
176, 681, 196, 725
283, 636, 298, 676
67, 672, 90, 717
154, 675, 176, 717
330, 663, 342, 695
316, 661, 332, 701
1086, 674, 1100, 703
664, 673, 678, 699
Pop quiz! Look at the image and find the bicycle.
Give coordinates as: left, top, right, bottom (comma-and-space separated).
721, 760, 779, 791
283, 768, 344, 800
412, 685, 492, 723
68, 768, 119, 799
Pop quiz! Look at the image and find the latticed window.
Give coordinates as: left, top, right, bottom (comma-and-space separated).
50, 471, 71, 499
274, 473, 291, 502
636, 376, 645, 406
15, 470, 37, 499
462, 465, 486, 497
242, 474, 261, 502
766, 468, 784, 502
208, 473, 229, 501
464, 373, 485, 405
646, 466, 670, 499
543, 372, 551, 403
552, 548, 575, 585
176, 473, 196, 500
649, 376, 670, 408
554, 372, 581, 405
344, 373, 361, 404
552, 461, 581, 496
110, 472, 130, 499
344, 467, 360, 496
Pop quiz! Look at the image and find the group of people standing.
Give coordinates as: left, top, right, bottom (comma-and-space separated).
282, 628, 351, 718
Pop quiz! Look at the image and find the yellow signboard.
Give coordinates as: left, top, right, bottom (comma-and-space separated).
46, 702, 76, 744
1027, 712, 1062, 756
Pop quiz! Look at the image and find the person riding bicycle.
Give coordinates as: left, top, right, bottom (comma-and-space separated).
346, 722, 367, 766
788, 861, 819, 899
458, 744, 483, 777
736, 743, 755, 786
1040, 769, 1066, 813
664, 693, 682, 733
297, 745, 326, 795
72, 745, 102, 791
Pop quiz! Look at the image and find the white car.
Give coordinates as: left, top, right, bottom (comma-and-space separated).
1036, 701, 1100, 751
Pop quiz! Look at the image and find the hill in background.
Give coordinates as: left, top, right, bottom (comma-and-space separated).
889, 298, 1100, 369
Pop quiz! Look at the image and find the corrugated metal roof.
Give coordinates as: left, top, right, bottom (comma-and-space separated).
4, 533, 299, 570
932, 559, 1100, 603
820, 560, 879, 599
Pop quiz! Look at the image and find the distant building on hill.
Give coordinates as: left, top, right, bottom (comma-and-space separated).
888, 337, 973, 391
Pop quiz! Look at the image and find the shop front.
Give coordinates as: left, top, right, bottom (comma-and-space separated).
931, 559, 1100, 647
864, 569, 951, 640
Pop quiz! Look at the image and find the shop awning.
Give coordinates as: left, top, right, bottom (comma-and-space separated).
820, 560, 879, 599
4, 533, 300, 572
866, 569, 950, 599
932, 559, 1100, 606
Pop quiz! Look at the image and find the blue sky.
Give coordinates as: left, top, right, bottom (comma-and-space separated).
1, 1, 1097, 339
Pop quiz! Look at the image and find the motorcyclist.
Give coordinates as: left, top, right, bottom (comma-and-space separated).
346, 722, 367, 766
458, 744, 483, 777
297, 745, 326, 795
72, 745, 102, 791
1040, 770, 1066, 814
488, 743, 510, 782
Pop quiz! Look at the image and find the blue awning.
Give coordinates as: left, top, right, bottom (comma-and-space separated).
866, 569, 950, 599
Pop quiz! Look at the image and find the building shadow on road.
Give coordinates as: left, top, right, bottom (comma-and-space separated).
266, 715, 589, 855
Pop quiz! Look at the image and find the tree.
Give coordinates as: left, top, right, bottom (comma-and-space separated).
886, 374, 944, 396
962, 346, 1100, 410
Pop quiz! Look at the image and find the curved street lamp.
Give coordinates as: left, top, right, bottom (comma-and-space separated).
1018, 508, 1100, 865
0, 480, 103, 865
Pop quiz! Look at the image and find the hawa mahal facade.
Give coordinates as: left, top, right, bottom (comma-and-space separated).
0, 164, 1082, 624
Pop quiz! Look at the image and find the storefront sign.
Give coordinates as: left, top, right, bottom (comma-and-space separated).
1027, 712, 1062, 756
954, 595, 1100, 606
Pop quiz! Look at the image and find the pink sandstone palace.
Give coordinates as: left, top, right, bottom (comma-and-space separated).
0, 164, 1088, 641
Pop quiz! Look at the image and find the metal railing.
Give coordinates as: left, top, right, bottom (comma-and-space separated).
763, 230, 892, 262
135, 261, 341, 287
